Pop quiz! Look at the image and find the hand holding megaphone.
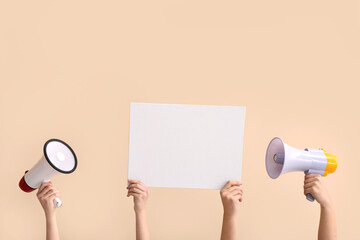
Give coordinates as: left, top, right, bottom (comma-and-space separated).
303, 174, 332, 206
41, 180, 62, 208
266, 137, 338, 202
37, 181, 62, 212
19, 139, 77, 208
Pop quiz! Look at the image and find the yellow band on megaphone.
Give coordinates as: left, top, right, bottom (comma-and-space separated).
321, 149, 338, 176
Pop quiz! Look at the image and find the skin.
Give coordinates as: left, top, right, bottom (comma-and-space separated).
37, 181, 60, 240
304, 174, 337, 240
220, 180, 243, 240
127, 179, 150, 240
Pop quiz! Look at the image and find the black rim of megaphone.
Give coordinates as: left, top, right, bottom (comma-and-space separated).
43, 139, 78, 174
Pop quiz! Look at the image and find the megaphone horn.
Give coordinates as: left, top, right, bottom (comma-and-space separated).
265, 137, 338, 202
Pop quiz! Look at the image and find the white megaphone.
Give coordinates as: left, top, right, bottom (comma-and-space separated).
265, 137, 338, 202
19, 139, 78, 208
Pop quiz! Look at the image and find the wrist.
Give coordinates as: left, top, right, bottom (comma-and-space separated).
320, 200, 334, 211
319, 197, 333, 210
223, 210, 237, 221
45, 213, 56, 222
135, 209, 146, 216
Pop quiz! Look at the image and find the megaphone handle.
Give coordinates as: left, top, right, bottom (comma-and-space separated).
306, 193, 315, 202
54, 197, 62, 208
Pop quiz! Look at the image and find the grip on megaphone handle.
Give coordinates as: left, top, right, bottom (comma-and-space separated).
43, 180, 62, 208
304, 170, 323, 202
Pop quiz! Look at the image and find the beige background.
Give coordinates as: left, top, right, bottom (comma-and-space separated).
1, 1, 359, 239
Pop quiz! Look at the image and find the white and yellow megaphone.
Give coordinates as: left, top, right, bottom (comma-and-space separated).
265, 137, 338, 202
19, 139, 78, 207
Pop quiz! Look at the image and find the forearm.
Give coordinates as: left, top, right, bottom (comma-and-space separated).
135, 211, 150, 240
220, 213, 237, 240
318, 203, 337, 240
45, 215, 60, 240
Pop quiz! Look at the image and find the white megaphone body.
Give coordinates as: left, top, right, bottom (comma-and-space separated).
19, 139, 77, 208
265, 137, 338, 202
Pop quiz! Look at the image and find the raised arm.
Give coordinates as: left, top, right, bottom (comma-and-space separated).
37, 181, 60, 240
127, 179, 150, 240
220, 180, 243, 240
304, 174, 337, 240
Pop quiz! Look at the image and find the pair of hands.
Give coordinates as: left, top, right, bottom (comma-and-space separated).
126, 179, 244, 216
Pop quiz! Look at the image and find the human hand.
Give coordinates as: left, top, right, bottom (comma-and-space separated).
37, 181, 60, 218
304, 174, 332, 208
127, 180, 150, 214
220, 180, 243, 218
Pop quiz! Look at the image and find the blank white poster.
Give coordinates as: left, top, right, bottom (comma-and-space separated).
128, 103, 246, 189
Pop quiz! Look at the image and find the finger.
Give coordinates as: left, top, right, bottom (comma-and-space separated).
304, 186, 317, 193
304, 183, 318, 194
304, 182, 318, 189
223, 181, 233, 189
37, 184, 54, 197
128, 188, 145, 195
47, 192, 61, 201
304, 176, 321, 184
228, 186, 243, 193
223, 180, 242, 189
305, 174, 321, 180
228, 180, 242, 187
127, 183, 147, 192
37, 182, 51, 195
128, 179, 142, 184
128, 180, 149, 190
42, 186, 58, 198
127, 192, 141, 198
231, 193, 243, 201
231, 190, 243, 196
235, 193, 243, 199
304, 178, 318, 185
127, 186, 148, 195
304, 187, 315, 196
43, 189, 59, 199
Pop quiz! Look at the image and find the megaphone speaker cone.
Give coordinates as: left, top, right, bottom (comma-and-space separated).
44, 139, 77, 174
265, 137, 285, 179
